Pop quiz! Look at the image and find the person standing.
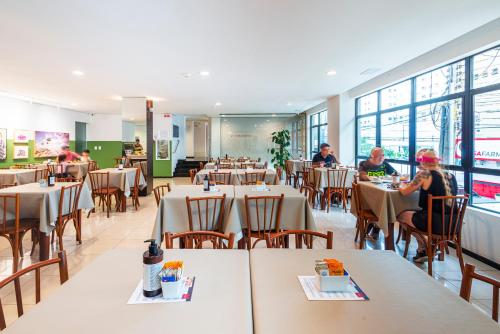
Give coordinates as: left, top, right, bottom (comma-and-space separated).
60, 145, 80, 162
312, 143, 340, 167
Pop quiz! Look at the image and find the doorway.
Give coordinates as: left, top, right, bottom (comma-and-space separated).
75, 122, 87, 153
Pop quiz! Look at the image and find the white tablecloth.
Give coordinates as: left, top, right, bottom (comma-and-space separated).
85, 168, 146, 197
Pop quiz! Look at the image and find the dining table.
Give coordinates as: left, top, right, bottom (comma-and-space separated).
152, 185, 235, 243
194, 168, 278, 185
313, 167, 358, 191
35, 162, 90, 180
0, 169, 36, 186
204, 161, 266, 169
250, 249, 500, 333
3, 249, 253, 334
285, 159, 312, 174
350, 180, 420, 250
85, 167, 146, 212
0, 182, 94, 260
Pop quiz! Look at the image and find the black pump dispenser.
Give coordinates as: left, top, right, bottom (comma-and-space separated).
145, 239, 159, 256
143, 239, 163, 297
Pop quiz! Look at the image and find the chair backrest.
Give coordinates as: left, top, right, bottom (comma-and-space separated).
88, 171, 111, 194
185, 194, 227, 231
245, 171, 266, 185
242, 162, 256, 169
164, 231, 235, 249
34, 168, 48, 182
326, 168, 348, 189
137, 161, 147, 178
209, 172, 231, 185
218, 163, 232, 169
460, 263, 499, 322
0, 184, 16, 189
275, 166, 283, 180
244, 194, 284, 239
0, 194, 20, 238
303, 167, 316, 187
88, 161, 98, 172
189, 169, 198, 184
284, 160, 293, 175
351, 182, 364, 216
131, 167, 141, 192
153, 184, 171, 207
265, 230, 333, 249
0, 251, 68, 330
303, 161, 312, 169
426, 195, 469, 240
58, 183, 84, 225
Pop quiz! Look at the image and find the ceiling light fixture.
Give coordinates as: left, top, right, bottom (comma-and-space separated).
326, 70, 337, 76
200, 71, 210, 77
72, 70, 85, 76
215, 102, 222, 107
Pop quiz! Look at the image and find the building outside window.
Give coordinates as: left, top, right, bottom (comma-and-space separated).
355, 45, 500, 213
310, 110, 327, 158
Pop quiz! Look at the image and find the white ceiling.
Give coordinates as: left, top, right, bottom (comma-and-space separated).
0, 0, 499, 117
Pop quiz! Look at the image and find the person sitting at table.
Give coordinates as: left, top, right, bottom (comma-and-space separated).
397, 149, 458, 263
312, 143, 340, 167
60, 145, 80, 162
80, 149, 92, 162
358, 147, 396, 181
55, 154, 69, 177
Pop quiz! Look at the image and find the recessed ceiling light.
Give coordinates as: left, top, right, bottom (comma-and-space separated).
71, 103, 78, 107
200, 71, 210, 77
72, 70, 84, 76
215, 102, 222, 107
130, 118, 135, 121
326, 70, 337, 76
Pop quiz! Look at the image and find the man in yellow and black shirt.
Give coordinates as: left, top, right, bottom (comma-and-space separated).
358, 147, 396, 181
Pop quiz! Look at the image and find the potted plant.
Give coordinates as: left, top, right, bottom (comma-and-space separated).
269, 129, 291, 171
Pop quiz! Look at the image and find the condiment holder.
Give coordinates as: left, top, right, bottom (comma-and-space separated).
315, 259, 350, 292
159, 261, 184, 299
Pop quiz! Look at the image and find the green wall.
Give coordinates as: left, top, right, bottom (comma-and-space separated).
0, 140, 76, 168
86, 141, 123, 169
153, 141, 172, 177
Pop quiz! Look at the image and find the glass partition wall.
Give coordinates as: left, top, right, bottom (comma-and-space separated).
355, 45, 500, 213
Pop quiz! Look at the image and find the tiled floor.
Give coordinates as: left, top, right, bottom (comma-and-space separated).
0, 177, 498, 326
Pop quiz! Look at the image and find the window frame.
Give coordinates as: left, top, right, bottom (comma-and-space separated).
309, 110, 328, 157
355, 44, 500, 214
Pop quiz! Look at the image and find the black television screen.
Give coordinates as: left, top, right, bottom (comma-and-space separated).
173, 125, 179, 138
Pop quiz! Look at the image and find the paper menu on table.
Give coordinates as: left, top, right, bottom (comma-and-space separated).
127, 277, 195, 304
298, 276, 369, 301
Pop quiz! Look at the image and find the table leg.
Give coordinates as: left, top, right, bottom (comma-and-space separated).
121, 193, 127, 212
38, 231, 50, 261
385, 222, 395, 251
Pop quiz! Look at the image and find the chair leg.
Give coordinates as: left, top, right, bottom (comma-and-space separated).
427, 242, 434, 276
30, 230, 38, 256
354, 219, 360, 242
359, 219, 366, 249
106, 195, 111, 218
326, 189, 330, 213
455, 241, 465, 274
403, 228, 411, 258
395, 224, 403, 244
58, 225, 64, 251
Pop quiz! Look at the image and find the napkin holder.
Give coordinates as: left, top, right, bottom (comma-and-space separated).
315, 270, 350, 292
118, 164, 124, 170
161, 278, 184, 299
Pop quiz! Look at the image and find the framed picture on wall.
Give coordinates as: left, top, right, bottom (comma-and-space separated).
0, 128, 6, 160
13, 145, 29, 159
34, 131, 69, 158
155, 140, 170, 160
13, 129, 32, 144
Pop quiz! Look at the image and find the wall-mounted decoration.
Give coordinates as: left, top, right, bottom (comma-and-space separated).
0, 128, 6, 160
13, 145, 29, 159
155, 140, 170, 160
13, 129, 32, 144
34, 131, 70, 158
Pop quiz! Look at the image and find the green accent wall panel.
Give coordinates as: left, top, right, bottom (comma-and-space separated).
86, 141, 123, 169
153, 141, 172, 177
0, 140, 76, 168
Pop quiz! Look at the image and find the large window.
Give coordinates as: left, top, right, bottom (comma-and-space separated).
310, 110, 327, 156
355, 45, 500, 213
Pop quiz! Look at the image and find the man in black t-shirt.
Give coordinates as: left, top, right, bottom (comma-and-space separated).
358, 147, 396, 181
312, 143, 340, 167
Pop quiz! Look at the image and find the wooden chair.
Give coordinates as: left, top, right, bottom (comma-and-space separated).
244, 171, 266, 185
294, 161, 312, 188
402, 195, 469, 276
189, 168, 198, 184
321, 168, 348, 213
52, 183, 84, 251
284, 160, 295, 187
0, 251, 68, 330
241, 194, 284, 250
241, 162, 256, 169
138, 161, 147, 178
0, 184, 16, 189
153, 184, 171, 207
165, 231, 235, 249
351, 182, 378, 249
87, 172, 121, 218
460, 263, 499, 322
88, 161, 98, 172
33, 168, 48, 182
265, 230, 333, 249
300, 167, 319, 208
185, 195, 227, 231
128, 168, 141, 210
209, 172, 231, 185
218, 163, 232, 169
0, 194, 39, 272
274, 166, 283, 184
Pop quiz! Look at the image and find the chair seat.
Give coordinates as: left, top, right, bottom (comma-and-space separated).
94, 187, 120, 194
0, 218, 39, 234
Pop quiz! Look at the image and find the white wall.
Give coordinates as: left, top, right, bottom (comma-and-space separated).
193, 120, 208, 158
122, 121, 136, 142
0, 95, 90, 139
135, 124, 146, 146
172, 115, 186, 169
210, 117, 221, 158
327, 94, 355, 166
185, 120, 194, 157
87, 114, 122, 141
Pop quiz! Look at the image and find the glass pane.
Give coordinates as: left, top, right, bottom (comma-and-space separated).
380, 109, 409, 160
447, 170, 465, 195
357, 116, 376, 157
471, 173, 500, 213
473, 90, 500, 170
319, 111, 327, 124
358, 92, 378, 115
415, 99, 462, 165
387, 162, 410, 175
311, 127, 319, 154
472, 47, 500, 88
380, 80, 411, 110
416, 61, 465, 102
319, 125, 328, 146
311, 113, 319, 126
